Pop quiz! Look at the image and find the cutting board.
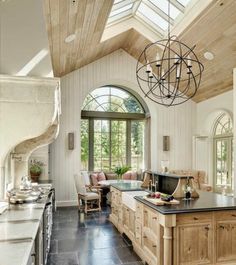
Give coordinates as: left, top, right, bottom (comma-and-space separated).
143, 196, 180, 205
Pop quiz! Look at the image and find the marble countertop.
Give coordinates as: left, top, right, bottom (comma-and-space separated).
0, 204, 44, 222
111, 181, 143, 191
0, 240, 33, 265
0, 183, 52, 265
0, 219, 40, 241
135, 191, 236, 215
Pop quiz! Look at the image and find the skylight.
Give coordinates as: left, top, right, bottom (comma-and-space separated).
137, 3, 169, 31
149, 0, 180, 19
177, 0, 191, 6
106, 0, 192, 36
110, 3, 133, 17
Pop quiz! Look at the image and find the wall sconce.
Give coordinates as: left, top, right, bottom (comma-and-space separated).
68, 132, 74, 150
163, 136, 170, 151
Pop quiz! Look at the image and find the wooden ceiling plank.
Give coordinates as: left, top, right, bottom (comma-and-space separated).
48, 0, 60, 77
74, 0, 95, 69
81, 0, 106, 63
43, 0, 55, 75
58, 0, 69, 76
69, 0, 87, 72
65, 0, 79, 75
91, 0, 114, 44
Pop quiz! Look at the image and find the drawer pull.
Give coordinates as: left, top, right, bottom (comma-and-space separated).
144, 210, 147, 213
232, 214, 236, 217
219, 225, 225, 229
205, 226, 210, 231
152, 245, 157, 248
152, 217, 157, 220
193, 217, 198, 220
143, 236, 147, 238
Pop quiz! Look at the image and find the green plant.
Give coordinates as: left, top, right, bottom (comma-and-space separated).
114, 165, 130, 179
29, 160, 45, 176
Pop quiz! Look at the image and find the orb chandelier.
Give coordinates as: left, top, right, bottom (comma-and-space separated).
136, 0, 204, 107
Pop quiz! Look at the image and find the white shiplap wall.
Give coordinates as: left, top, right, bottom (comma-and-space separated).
50, 49, 196, 205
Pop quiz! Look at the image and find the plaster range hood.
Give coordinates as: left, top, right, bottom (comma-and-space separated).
0, 75, 61, 195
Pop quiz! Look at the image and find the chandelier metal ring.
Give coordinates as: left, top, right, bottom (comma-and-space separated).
136, 34, 204, 107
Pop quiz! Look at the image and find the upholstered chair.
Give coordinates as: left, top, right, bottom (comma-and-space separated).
74, 173, 101, 214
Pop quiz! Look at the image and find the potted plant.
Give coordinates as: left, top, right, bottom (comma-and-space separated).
114, 165, 130, 181
29, 159, 45, 182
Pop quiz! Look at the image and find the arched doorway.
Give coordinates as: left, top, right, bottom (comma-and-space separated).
80, 86, 148, 172
213, 113, 233, 194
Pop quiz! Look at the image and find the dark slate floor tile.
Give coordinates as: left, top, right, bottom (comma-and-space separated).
58, 237, 93, 253
77, 248, 122, 265
92, 235, 128, 249
47, 206, 142, 265
47, 252, 79, 265
49, 239, 58, 254
57, 220, 86, 229
114, 246, 142, 263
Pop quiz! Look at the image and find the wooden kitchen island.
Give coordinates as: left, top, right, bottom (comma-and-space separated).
109, 183, 236, 265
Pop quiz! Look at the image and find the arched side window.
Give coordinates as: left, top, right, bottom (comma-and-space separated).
213, 113, 233, 194
81, 86, 146, 172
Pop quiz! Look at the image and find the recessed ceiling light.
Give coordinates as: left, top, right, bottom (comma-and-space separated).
65, 34, 76, 43
204, 51, 214, 60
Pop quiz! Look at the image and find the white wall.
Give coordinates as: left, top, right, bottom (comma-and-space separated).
195, 90, 233, 187
196, 90, 233, 135
50, 49, 196, 205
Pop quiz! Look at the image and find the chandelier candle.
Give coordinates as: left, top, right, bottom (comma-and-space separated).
136, 0, 204, 107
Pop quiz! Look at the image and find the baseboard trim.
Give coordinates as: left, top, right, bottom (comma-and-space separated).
56, 200, 78, 207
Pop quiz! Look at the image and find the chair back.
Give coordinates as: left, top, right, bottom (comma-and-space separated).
81, 171, 91, 186
74, 174, 86, 195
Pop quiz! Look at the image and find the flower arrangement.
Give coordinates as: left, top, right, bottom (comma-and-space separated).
114, 165, 130, 180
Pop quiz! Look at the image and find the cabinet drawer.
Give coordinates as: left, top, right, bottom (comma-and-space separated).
214, 210, 236, 221
177, 212, 213, 225
135, 232, 142, 245
136, 203, 143, 220
135, 221, 142, 235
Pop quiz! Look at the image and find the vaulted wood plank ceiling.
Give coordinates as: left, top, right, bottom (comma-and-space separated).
43, 0, 236, 103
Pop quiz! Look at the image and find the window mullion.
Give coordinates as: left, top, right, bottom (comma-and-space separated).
127, 120, 131, 166
109, 120, 112, 171
88, 118, 94, 171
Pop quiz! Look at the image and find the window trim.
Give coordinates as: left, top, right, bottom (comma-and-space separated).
81, 110, 146, 120
213, 113, 233, 194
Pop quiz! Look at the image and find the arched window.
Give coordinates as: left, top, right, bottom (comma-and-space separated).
81, 86, 147, 172
213, 113, 233, 194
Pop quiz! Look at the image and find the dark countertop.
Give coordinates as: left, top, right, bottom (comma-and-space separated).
135, 191, 236, 215
111, 182, 143, 191
145, 170, 193, 179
